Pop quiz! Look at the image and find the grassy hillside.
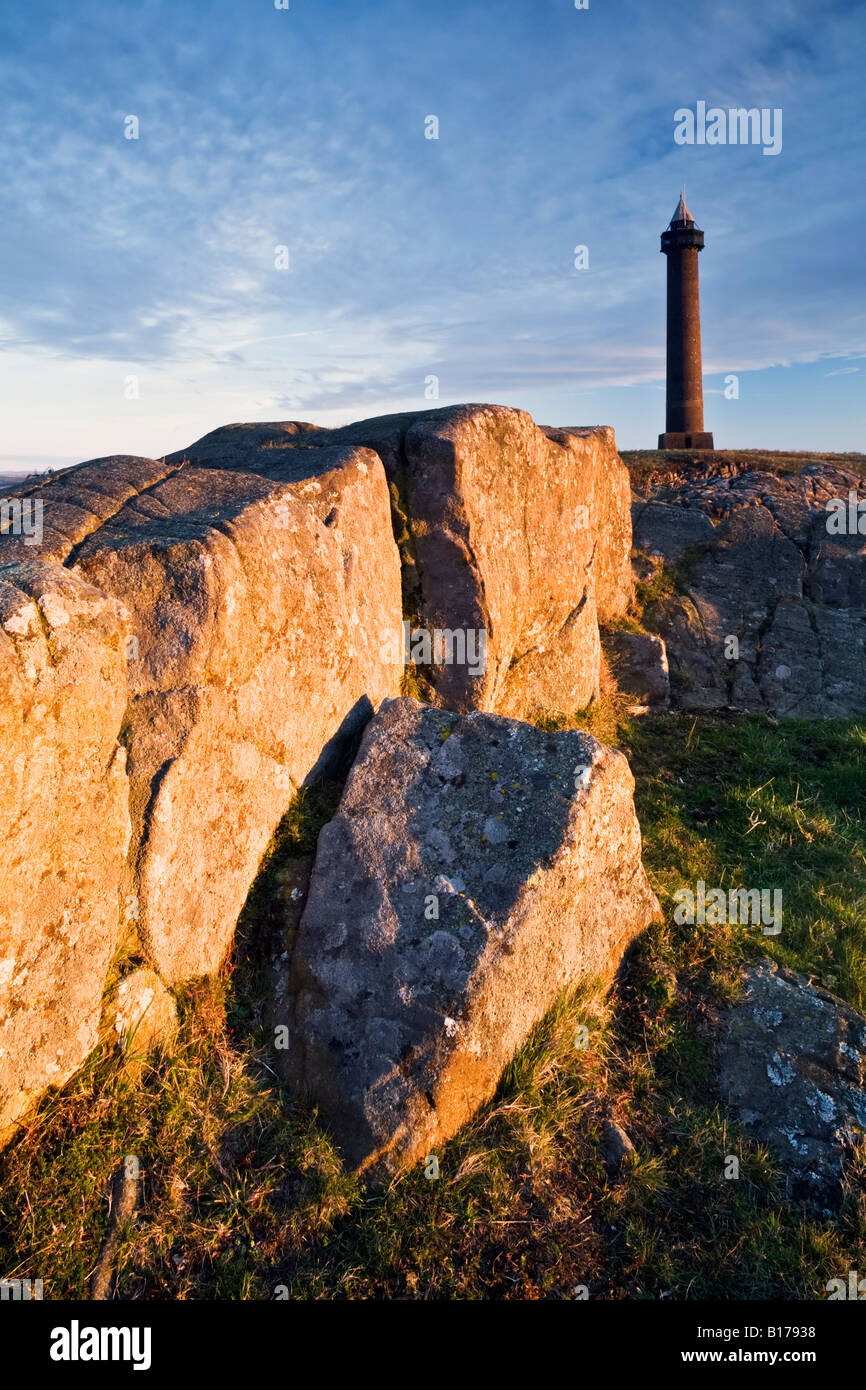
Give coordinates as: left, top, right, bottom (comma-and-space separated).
1, 703, 863, 1300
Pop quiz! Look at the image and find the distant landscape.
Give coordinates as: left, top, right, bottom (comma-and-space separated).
0, 469, 51, 491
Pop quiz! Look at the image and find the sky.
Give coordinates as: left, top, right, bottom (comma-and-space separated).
1, 0, 864, 471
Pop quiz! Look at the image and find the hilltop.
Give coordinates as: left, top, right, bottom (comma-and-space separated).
0, 412, 863, 1300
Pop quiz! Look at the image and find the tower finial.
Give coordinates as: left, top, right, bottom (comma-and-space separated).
670, 191, 694, 227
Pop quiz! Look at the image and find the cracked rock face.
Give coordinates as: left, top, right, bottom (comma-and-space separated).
717, 959, 866, 1210
0, 445, 403, 989
70, 447, 403, 984
0, 561, 131, 1140
634, 462, 866, 716
287, 697, 661, 1179
173, 405, 635, 718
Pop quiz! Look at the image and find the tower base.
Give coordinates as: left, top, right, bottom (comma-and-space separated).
658, 432, 714, 450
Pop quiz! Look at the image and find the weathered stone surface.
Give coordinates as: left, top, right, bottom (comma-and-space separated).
717, 959, 866, 1210
643, 594, 728, 710
174, 406, 635, 718
667, 461, 860, 532
542, 424, 634, 624
106, 967, 177, 1057
70, 447, 402, 984
90, 1158, 140, 1300
808, 513, 866, 609
603, 630, 670, 709
0, 455, 183, 564
632, 500, 715, 563
0, 561, 130, 1140
288, 697, 661, 1178
168, 420, 319, 472
635, 464, 866, 716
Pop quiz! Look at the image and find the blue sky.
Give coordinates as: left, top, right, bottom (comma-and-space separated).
1, 0, 864, 469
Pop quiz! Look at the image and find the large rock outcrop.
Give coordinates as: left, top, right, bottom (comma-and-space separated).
0, 403, 636, 1132
633, 462, 866, 716
0, 562, 130, 1140
171, 405, 634, 718
286, 697, 661, 1178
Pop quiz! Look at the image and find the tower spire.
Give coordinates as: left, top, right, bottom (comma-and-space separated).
670, 190, 695, 227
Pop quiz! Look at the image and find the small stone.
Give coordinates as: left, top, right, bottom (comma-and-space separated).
108, 968, 177, 1058
483, 817, 509, 845
601, 1119, 636, 1175
603, 630, 670, 709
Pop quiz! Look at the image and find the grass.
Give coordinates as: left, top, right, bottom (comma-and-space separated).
626, 712, 866, 1011
0, 709, 863, 1300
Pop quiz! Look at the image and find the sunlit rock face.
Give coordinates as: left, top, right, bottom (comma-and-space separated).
286, 697, 660, 1179
71, 446, 404, 984
173, 404, 635, 719
0, 561, 130, 1141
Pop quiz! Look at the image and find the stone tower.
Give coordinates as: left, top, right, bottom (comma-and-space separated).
658, 194, 713, 450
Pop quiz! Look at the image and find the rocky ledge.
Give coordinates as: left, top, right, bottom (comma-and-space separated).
632, 461, 866, 716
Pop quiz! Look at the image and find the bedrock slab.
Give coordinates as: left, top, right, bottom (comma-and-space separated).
0, 561, 130, 1140
635, 465, 866, 716
287, 697, 661, 1178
